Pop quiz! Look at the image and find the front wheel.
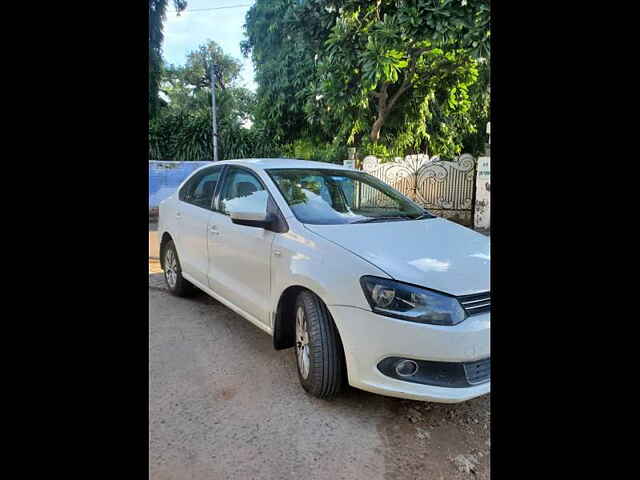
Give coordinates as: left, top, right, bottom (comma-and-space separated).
294, 291, 344, 399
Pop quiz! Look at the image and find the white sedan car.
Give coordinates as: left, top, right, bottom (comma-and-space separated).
158, 158, 490, 403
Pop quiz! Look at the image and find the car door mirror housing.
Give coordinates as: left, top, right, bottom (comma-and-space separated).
227, 190, 268, 226
230, 211, 276, 230
225, 189, 285, 232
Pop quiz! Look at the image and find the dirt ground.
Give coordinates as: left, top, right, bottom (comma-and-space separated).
149, 258, 490, 480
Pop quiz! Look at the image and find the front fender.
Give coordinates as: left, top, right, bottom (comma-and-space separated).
270, 228, 389, 314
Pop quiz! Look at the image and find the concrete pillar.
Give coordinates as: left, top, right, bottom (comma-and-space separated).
474, 156, 490, 230
475, 122, 491, 230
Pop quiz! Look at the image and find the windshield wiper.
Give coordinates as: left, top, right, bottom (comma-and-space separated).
414, 211, 435, 220
353, 216, 414, 224
353, 212, 435, 223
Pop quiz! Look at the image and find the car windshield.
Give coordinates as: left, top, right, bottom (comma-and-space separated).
266, 168, 434, 225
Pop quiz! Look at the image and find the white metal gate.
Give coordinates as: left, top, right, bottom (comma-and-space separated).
362, 154, 476, 226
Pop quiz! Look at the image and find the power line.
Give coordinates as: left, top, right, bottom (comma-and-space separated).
168, 4, 252, 14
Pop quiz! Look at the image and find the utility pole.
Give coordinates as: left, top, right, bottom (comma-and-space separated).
210, 63, 219, 161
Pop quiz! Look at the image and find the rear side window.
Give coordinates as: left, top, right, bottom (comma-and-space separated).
179, 166, 223, 209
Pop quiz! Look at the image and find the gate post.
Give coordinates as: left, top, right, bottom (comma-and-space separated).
474, 155, 491, 231
472, 122, 491, 231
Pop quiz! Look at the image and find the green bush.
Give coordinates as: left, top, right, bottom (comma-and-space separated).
280, 139, 347, 164
149, 110, 284, 161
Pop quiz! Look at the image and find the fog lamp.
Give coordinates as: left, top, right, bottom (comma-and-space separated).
395, 359, 418, 377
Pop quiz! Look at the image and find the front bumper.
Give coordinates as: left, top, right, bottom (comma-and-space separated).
328, 305, 490, 403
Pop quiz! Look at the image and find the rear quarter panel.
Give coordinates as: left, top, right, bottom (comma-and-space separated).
158, 194, 178, 259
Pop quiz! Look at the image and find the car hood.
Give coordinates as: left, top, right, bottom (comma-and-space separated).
305, 218, 490, 296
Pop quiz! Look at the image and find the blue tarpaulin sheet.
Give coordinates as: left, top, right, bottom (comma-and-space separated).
149, 161, 213, 208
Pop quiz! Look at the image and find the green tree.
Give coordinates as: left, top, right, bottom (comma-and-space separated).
149, 0, 187, 119
312, 0, 489, 154
160, 40, 253, 129
150, 40, 280, 161
241, 0, 325, 145
461, 60, 490, 156
244, 0, 490, 158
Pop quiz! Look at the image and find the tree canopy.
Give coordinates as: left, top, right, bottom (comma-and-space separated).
243, 0, 490, 159
241, 1, 322, 145
150, 40, 280, 161
149, 1, 490, 163
149, 0, 187, 119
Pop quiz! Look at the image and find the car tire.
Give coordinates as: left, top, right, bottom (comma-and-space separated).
294, 290, 344, 399
162, 240, 199, 297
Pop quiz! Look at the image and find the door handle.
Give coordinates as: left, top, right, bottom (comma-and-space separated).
209, 226, 220, 235
175, 212, 182, 218
273, 250, 282, 256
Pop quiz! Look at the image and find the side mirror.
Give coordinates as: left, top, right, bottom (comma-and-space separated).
230, 210, 275, 229
227, 190, 274, 229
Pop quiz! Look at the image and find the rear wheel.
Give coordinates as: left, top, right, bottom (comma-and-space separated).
294, 291, 344, 398
163, 240, 198, 297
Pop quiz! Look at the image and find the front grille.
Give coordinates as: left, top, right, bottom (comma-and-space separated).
458, 291, 491, 315
463, 358, 491, 385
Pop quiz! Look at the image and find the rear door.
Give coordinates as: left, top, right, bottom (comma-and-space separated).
174, 165, 224, 285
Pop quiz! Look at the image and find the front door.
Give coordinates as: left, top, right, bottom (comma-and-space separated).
207, 167, 274, 326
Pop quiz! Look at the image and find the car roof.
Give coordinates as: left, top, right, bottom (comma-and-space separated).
212, 158, 355, 171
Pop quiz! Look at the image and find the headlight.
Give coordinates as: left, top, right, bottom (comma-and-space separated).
360, 276, 467, 326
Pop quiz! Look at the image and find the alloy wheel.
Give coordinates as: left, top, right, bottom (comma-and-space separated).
165, 248, 178, 288
295, 306, 310, 379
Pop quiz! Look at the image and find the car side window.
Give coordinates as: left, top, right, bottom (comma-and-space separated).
179, 166, 223, 209
219, 168, 266, 215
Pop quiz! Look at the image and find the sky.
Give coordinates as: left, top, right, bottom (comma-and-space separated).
163, 1, 256, 91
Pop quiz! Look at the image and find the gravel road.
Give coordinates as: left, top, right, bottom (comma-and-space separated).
149, 260, 490, 480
